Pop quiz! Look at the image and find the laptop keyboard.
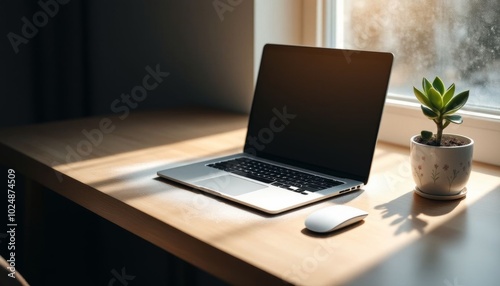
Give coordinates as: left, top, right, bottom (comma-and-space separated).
207, 157, 343, 195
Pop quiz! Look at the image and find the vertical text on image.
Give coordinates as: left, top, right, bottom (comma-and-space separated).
6, 168, 17, 279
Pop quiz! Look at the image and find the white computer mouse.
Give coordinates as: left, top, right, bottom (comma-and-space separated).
304, 205, 368, 233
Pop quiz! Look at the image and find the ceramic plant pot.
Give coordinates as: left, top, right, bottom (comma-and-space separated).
410, 134, 474, 200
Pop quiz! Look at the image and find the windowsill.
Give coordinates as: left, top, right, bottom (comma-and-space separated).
378, 98, 500, 166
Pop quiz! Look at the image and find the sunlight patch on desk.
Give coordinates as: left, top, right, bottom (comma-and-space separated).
50, 128, 246, 183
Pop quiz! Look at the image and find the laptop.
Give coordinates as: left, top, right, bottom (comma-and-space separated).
157, 44, 393, 214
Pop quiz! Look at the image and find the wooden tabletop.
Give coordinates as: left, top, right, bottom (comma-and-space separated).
1, 107, 499, 285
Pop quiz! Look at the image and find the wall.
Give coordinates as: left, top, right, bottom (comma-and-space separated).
254, 0, 303, 84
86, 1, 255, 115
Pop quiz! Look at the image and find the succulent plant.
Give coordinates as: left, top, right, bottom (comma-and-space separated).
413, 76, 469, 146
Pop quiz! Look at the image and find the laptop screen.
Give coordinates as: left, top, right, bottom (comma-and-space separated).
244, 44, 393, 184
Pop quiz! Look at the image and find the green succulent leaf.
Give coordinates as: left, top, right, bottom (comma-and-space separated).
442, 84, 455, 105
432, 77, 445, 95
421, 130, 433, 140
443, 90, 469, 115
445, 114, 463, 124
428, 87, 444, 111
421, 105, 439, 119
422, 78, 432, 93
413, 87, 431, 107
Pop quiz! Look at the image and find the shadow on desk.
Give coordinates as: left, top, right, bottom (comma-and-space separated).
348, 186, 500, 286
375, 190, 463, 235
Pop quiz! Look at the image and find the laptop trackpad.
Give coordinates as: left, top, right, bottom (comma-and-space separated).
195, 175, 266, 196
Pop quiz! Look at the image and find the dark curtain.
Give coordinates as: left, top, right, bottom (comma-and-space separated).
2, 1, 89, 127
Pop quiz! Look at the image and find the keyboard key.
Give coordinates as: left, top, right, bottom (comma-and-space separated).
232, 171, 274, 184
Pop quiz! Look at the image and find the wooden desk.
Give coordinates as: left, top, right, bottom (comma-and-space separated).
1, 108, 499, 285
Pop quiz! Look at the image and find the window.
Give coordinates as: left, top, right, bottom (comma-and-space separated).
330, 0, 500, 114
324, 0, 500, 165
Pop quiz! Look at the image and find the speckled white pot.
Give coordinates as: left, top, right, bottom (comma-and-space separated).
410, 134, 474, 197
